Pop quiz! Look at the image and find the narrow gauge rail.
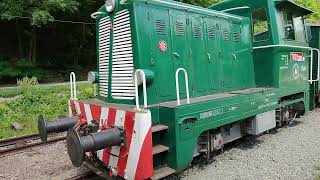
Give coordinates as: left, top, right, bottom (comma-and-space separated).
0, 133, 66, 156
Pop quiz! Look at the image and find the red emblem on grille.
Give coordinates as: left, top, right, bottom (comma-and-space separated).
158, 41, 167, 52
110, 24, 113, 30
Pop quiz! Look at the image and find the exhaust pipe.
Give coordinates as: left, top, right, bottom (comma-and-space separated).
38, 115, 79, 143
66, 127, 126, 167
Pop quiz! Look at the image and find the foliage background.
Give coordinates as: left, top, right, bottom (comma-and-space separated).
0, 0, 319, 84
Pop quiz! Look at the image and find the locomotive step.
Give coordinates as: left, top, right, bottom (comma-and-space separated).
153, 144, 169, 155
151, 166, 176, 180
152, 124, 168, 133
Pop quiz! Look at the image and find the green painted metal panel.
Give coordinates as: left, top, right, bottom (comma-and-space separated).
190, 15, 209, 94
205, 18, 223, 91
308, 25, 320, 109
170, 11, 191, 98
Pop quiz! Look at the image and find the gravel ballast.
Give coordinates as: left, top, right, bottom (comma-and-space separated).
181, 109, 320, 180
0, 141, 89, 180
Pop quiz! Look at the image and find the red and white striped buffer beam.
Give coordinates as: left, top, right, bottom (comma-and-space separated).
69, 99, 153, 180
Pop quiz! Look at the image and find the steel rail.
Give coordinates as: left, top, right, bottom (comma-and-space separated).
0, 133, 66, 156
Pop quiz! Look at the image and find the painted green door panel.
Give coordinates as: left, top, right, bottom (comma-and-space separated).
220, 20, 233, 89
231, 23, 245, 89
190, 15, 210, 94
170, 11, 190, 98
205, 18, 222, 91
151, 8, 175, 99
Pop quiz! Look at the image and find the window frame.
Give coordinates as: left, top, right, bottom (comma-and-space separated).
251, 8, 271, 42
280, 9, 307, 43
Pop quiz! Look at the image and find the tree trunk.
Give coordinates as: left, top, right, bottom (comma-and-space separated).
15, 19, 23, 58
28, 28, 37, 64
75, 24, 86, 66
32, 29, 37, 64
28, 35, 32, 61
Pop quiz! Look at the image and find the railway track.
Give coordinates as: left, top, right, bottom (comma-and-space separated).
0, 133, 66, 156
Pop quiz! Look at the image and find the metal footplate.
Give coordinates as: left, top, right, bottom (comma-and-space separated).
152, 124, 168, 133
151, 166, 176, 180
153, 145, 169, 155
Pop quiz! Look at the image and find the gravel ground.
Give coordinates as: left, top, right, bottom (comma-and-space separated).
181, 109, 320, 180
0, 141, 89, 180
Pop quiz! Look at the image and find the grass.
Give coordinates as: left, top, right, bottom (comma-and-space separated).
0, 83, 93, 139
0, 88, 24, 98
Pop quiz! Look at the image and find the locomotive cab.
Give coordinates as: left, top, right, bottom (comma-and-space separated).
212, 0, 313, 108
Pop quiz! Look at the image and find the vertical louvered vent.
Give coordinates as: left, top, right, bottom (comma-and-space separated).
156, 20, 166, 35
98, 16, 111, 98
111, 9, 135, 100
208, 27, 216, 40
175, 22, 184, 36
193, 25, 202, 39
233, 31, 240, 42
222, 28, 229, 41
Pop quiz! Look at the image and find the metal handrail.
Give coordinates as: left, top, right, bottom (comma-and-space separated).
309, 48, 320, 84
134, 70, 148, 110
175, 68, 190, 106
70, 72, 77, 100
253, 44, 311, 50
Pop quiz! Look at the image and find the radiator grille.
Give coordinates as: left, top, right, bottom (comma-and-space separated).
98, 16, 111, 98
111, 9, 135, 100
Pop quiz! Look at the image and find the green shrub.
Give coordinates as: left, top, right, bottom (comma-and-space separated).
0, 58, 88, 83
17, 76, 39, 87
0, 83, 93, 139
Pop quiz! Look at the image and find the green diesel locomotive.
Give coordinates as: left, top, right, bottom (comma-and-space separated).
38, 0, 320, 179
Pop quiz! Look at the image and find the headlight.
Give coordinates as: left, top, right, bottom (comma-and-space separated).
88, 71, 99, 84
105, 0, 116, 13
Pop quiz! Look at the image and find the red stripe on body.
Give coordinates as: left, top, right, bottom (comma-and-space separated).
89, 104, 102, 123
69, 100, 76, 115
134, 128, 153, 180
79, 102, 87, 125
102, 108, 117, 165
117, 112, 135, 177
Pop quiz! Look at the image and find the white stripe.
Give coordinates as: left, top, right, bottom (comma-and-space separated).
97, 107, 109, 160
124, 111, 152, 180
74, 101, 81, 115
108, 110, 126, 169
68, 101, 72, 117
84, 104, 93, 124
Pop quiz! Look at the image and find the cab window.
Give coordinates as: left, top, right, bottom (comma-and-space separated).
252, 8, 270, 42
282, 11, 306, 43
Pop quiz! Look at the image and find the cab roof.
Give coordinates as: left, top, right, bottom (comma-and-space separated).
275, 0, 313, 16
210, 0, 312, 16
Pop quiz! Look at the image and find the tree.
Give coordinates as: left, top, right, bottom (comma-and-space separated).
0, 0, 80, 64
177, 0, 221, 7
295, 0, 320, 23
